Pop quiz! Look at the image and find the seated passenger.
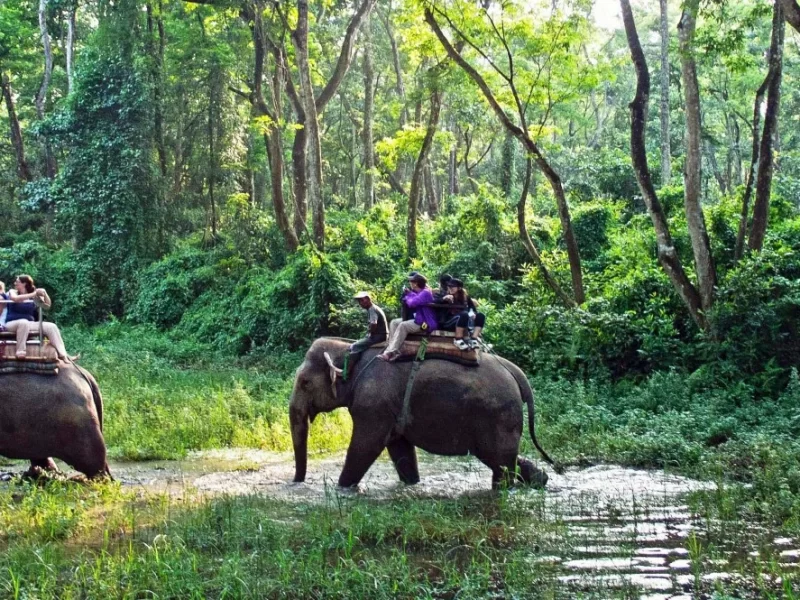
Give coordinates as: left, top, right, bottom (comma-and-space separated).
378, 273, 438, 362
445, 278, 486, 350
432, 273, 455, 330
5, 274, 77, 362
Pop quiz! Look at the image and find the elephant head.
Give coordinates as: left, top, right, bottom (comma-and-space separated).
290, 339, 349, 482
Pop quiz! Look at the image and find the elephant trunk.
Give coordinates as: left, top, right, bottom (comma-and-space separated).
290, 399, 309, 483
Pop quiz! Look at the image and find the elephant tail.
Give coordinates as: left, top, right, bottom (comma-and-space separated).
504, 359, 564, 474
73, 364, 114, 480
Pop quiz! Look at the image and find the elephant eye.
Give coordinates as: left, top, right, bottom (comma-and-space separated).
300, 378, 311, 390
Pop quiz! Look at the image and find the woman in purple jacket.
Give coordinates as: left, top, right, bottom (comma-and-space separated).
378, 273, 439, 362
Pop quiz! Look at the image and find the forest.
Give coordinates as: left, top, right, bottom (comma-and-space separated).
1, 0, 800, 596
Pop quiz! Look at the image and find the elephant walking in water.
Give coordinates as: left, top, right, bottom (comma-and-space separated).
0, 364, 110, 478
290, 338, 557, 489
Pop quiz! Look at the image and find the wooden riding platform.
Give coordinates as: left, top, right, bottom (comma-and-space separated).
0, 332, 59, 374
377, 330, 480, 366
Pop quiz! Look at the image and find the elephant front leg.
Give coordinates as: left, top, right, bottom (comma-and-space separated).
338, 423, 389, 488
387, 438, 419, 485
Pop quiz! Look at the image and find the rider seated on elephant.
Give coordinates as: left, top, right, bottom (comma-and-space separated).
5, 274, 78, 362
443, 278, 486, 350
348, 291, 388, 364
378, 273, 439, 362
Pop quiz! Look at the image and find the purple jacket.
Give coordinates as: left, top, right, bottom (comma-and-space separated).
403, 288, 439, 332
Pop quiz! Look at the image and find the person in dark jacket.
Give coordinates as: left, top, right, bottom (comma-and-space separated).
444, 278, 486, 350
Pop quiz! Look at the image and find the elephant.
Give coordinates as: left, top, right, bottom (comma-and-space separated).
0, 364, 111, 479
290, 338, 558, 489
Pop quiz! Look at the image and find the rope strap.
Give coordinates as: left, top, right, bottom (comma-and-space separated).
398, 338, 428, 433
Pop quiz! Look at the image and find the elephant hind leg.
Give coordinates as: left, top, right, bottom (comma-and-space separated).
387, 438, 419, 485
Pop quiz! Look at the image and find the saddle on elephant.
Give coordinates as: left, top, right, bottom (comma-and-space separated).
379, 330, 481, 366
0, 329, 59, 374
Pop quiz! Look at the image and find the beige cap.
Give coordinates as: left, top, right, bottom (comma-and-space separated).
353, 291, 371, 300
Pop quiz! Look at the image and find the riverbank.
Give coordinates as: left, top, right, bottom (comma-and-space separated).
1, 324, 799, 597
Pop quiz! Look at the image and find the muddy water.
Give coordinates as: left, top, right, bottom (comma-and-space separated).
4, 452, 797, 597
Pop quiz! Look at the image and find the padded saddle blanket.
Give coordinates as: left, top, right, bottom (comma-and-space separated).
0, 334, 59, 375
377, 330, 480, 366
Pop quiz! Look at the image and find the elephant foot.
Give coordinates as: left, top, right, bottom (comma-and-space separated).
517, 457, 548, 489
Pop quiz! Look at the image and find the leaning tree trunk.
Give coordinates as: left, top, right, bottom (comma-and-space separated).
621, 0, 707, 332
147, 1, 168, 178
425, 8, 584, 305
518, 158, 575, 308
749, 1, 785, 253
779, 0, 800, 33
1, 71, 34, 183
659, 0, 671, 186
678, 0, 716, 315
408, 91, 442, 259
735, 68, 773, 261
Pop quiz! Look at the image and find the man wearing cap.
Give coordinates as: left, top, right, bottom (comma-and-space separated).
379, 273, 438, 362
349, 291, 389, 357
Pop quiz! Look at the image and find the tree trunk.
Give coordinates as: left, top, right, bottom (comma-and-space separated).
36, 0, 57, 178
704, 138, 727, 194
735, 69, 772, 261
408, 91, 441, 259
501, 131, 516, 197
620, 0, 707, 332
66, 2, 77, 93
518, 158, 575, 308
424, 161, 438, 217
1, 71, 34, 183
207, 90, 217, 239
678, 0, 716, 315
147, 1, 168, 178
659, 0, 671, 185
749, 1, 785, 253
292, 1, 325, 248
363, 16, 375, 210
425, 8, 584, 304
779, 0, 800, 34
381, 9, 407, 126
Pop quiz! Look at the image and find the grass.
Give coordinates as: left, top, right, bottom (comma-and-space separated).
65, 322, 353, 460
2, 324, 800, 597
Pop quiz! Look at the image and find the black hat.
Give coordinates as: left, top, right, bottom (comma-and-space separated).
439, 273, 453, 286
448, 278, 464, 288
409, 273, 428, 286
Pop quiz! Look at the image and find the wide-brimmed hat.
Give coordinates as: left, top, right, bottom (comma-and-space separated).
353, 291, 371, 300
447, 278, 464, 288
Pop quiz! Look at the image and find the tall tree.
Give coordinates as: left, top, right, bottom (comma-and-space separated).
1, 71, 33, 182
36, 0, 56, 178
407, 89, 441, 258
362, 14, 375, 210
659, 0, 670, 185
749, 0, 785, 252
678, 0, 716, 315
620, 0, 707, 331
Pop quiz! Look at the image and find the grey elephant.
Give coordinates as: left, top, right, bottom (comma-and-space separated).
0, 364, 111, 479
290, 338, 558, 489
